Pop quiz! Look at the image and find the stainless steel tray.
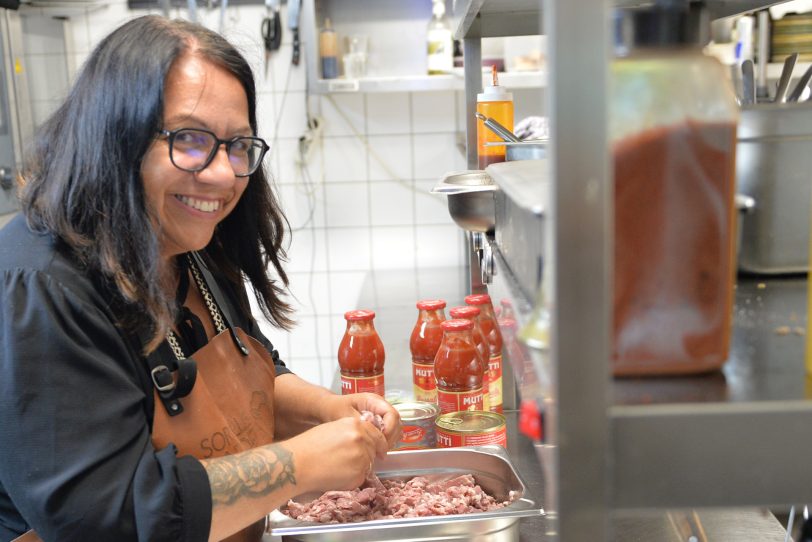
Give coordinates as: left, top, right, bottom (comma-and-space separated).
267, 445, 543, 541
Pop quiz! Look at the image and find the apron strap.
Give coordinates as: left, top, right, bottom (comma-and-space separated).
147, 252, 250, 417
189, 252, 250, 356
11, 530, 43, 542
149, 356, 198, 416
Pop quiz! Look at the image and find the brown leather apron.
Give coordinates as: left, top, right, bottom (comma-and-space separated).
152, 327, 277, 542
16, 254, 276, 542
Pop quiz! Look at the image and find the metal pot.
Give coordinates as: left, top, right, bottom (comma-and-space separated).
484, 140, 547, 161
736, 102, 812, 273
503, 140, 547, 161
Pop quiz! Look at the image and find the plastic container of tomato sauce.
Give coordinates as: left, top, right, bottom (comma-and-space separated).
337, 310, 385, 396
434, 318, 486, 415
448, 305, 491, 411
465, 294, 504, 412
409, 299, 447, 403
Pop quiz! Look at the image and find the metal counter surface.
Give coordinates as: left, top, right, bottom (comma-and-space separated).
614, 275, 808, 405
318, 267, 797, 540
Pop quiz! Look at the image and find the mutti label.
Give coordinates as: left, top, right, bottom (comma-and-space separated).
341, 374, 385, 397
437, 425, 507, 449
437, 387, 483, 415
412, 362, 437, 403
488, 355, 503, 413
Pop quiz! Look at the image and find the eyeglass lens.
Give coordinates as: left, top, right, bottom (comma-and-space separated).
170, 129, 265, 176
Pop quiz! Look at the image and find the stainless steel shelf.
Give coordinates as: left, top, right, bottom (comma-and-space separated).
609, 277, 811, 509
453, 0, 542, 39
612, 399, 812, 509
452, 0, 793, 40
488, 164, 812, 511
453, 0, 808, 538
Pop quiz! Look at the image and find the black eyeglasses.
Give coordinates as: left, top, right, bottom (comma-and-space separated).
159, 127, 269, 177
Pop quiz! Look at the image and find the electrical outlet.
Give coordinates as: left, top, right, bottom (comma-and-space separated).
296, 116, 323, 165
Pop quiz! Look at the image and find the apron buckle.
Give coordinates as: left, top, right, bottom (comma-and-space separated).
150, 359, 197, 416
151, 365, 175, 393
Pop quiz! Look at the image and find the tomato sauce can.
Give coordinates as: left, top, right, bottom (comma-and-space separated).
393, 401, 440, 450
435, 411, 507, 449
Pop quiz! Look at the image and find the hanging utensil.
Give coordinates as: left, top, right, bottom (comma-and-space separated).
218, 0, 228, 34
756, 10, 770, 100
788, 63, 812, 102
773, 52, 798, 103
475, 112, 521, 143
186, 0, 197, 23
288, 0, 302, 66
741, 59, 756, 106
262, 0, 282, 79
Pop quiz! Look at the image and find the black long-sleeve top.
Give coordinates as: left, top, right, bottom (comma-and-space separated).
0, 214, 290, 542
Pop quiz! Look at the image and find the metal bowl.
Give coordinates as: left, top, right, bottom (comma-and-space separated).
431, 171, 498, 233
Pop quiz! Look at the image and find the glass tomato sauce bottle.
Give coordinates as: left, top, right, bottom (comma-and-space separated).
465, 294, 504, 412
448, 305, 491, 410
337, 310, 385, 396
409, 299, 447, 403
434, 319, 486, 414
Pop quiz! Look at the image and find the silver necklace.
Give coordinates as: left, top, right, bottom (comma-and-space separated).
165, 254, 225, 360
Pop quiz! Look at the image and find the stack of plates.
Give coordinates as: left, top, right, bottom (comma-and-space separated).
772, 12, 812, 62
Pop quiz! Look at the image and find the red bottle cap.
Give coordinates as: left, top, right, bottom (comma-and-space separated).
441, 318, 474, 331
465, 294, 492, 306
449, 305, 480, 318
498, 317, 518, 330
344, 309, 375, 321
416, 299, 446, 310
519, 399, 543, 442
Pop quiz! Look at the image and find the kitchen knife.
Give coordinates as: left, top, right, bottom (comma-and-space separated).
773, 52, 798, 103
788, 63, 812, 102
756, 10, 770, 100
741, 59, 756, 105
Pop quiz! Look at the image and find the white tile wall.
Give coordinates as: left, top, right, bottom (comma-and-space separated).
20, 1, 476, 388
21, 17, 70, 125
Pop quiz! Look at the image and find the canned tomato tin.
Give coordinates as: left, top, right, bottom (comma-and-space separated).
394, 401, 440, 450
435, 411, 507, 448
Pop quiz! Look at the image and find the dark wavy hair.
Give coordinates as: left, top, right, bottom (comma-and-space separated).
20, 15, 293, 352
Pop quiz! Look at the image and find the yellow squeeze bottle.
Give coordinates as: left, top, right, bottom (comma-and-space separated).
476, 66, 514, 169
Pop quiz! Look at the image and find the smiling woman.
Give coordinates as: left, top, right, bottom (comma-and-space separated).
0, 15, 400, 542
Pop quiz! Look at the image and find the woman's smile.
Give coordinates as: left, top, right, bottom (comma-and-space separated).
174, 194, 225, 214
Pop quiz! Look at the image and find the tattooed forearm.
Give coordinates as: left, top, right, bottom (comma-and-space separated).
203, 444, 296, 507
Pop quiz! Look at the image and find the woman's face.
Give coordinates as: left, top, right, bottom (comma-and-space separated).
141, 54, 251, 261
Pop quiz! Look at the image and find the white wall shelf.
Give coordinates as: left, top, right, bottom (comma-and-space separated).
18, 0, 108, 17
311, 70, 546, 94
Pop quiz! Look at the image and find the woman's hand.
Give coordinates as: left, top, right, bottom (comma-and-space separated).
287, 416, 388, 493
317, 393, 402, 451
